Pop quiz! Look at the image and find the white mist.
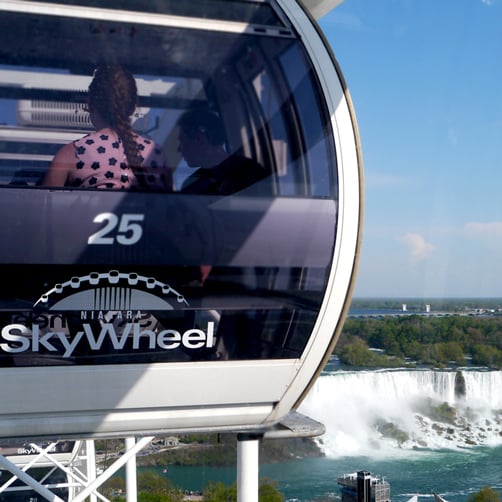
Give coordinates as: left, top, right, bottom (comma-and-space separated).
299, 368, 502, 458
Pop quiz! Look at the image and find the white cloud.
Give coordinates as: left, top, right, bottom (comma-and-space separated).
463, 222, 502, 237
400, 233, 435, 261
481, 0, 494, 5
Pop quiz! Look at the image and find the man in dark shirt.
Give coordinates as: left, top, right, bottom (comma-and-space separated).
177, 109, 269, 195
176, 109, 273, 359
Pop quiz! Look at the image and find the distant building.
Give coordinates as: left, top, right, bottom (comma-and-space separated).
402, 304, 407, 312
425, 304, 430, 313
337, 471, 391, 502
152, 437, 179, 448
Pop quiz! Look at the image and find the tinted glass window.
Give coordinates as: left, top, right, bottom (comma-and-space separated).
0, 4, 338, 366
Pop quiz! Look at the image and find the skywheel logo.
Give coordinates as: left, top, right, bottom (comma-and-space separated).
0, 271, 216, 360
34, 270, 188, 312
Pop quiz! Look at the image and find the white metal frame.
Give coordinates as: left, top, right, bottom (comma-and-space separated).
0, 437, 152, 502
0, 440, 95, 502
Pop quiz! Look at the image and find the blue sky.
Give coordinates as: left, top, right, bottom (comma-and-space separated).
318, 0, 502, 298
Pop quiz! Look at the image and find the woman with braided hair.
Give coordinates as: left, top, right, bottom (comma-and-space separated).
43, 65, 172, 191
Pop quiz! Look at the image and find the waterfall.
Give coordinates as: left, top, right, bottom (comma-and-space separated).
298, 367, 502, 458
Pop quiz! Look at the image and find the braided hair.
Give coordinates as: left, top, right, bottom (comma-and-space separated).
88, 65, 143, 171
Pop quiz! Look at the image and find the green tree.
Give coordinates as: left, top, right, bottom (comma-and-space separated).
136, 472, 184, 502
203, 481, 237, 502
436, 342, 464, 363
467, 486, 501, 502
471, 345, 502, 368
338, 337, 374, 366
259, 478, 285, 502
202, 479, 284, 501
138, 494, 172, 502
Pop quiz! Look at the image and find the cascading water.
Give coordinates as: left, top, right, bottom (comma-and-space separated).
298, 367, 502, 458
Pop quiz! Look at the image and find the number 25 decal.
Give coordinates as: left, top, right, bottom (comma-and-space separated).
88, 213, 144, 245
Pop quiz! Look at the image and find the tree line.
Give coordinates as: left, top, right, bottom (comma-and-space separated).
102, 472, 284, 501
335, 315, 502, 368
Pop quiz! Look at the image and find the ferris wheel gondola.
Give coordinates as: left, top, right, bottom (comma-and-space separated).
0, 0, 362, 440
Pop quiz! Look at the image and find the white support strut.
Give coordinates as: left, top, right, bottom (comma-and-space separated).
237, 434, 261, 502
126, 437, 138, 502
71, 436, 153, 502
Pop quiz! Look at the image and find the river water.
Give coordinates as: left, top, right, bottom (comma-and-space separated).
145, 446, 502, 502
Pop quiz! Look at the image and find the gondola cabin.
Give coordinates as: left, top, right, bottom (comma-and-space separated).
0, 0, 363, 440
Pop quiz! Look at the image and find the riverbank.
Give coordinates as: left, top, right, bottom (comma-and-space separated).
96, 435, 324, 470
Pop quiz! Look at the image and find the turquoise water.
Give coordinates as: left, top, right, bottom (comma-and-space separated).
142, 445, 502, 501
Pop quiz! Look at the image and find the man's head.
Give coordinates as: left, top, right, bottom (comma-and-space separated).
177, 110, 226, 167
